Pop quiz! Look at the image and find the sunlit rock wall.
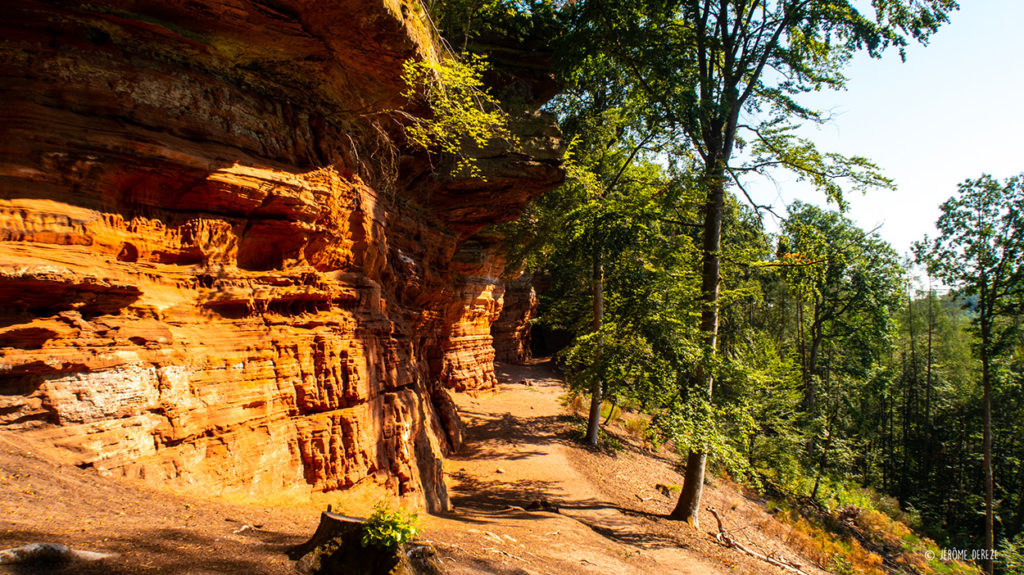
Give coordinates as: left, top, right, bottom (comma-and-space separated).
492, 275, 539, 364
0, 0, 562, 510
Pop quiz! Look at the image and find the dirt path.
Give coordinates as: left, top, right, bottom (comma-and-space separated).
424, 360, 802, 575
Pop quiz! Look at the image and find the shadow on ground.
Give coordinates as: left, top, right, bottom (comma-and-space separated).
444, 381, 690, 552
0, 526, 301, 575
452, 412, 572, 461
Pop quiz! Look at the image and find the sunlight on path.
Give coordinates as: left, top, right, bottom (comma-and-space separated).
426, 360, 725, 575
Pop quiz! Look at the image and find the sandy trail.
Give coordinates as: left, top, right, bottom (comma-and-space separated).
426, 360, 728, 575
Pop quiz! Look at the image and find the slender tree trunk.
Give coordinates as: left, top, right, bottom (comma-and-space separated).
806, 310, 823, 412
1016, 377, 1024, 535
886, 357, 895, 492
925, 294, 934, 459
585, 249, 604, 445
882, 388, 888, 492
981, 315, 994, 575
903, 297, 917, 500
603, 396, 617, 425
460, 1, 479, 52
671, 169, 725, 528
811, 406, 835, 501
797, 301, 809, 405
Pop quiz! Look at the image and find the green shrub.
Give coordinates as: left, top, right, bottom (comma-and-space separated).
1001, 533, 1024, 575
360, 502, 421, 549
623, 415, 648, 437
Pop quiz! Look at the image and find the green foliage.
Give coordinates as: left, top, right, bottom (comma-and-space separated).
913, 174, 1024, 555
1000, 533, 1024, 575
401, 54, 515, 177
915, 174, 1024, 356
716, 332, 806, 485
830, 553, 857, 575
781, 202, 904, 356
746, 125, 893, 210
428, 0, 560, 49
561, 413, 623, 451
360, 502, 420, 549
561, 323, 677, 410
560, 0, 956, 205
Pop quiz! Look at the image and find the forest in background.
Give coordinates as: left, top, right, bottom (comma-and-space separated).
408, 1, 1023, 573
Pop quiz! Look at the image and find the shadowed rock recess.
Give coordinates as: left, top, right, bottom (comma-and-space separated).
0, 0, 563, 511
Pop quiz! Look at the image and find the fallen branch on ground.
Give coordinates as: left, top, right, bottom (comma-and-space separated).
706, 506, 809, 575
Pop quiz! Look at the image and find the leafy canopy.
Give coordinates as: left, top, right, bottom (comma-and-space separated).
560, 0, 957, 204
915, 174, 1024, 353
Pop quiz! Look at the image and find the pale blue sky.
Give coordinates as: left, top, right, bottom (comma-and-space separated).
745, 0, 1024, 257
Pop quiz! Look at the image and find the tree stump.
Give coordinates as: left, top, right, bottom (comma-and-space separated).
287, 511, 447, 575
287, 511, 364, 561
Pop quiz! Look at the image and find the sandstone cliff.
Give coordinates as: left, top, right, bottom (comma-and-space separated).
492, 275, 539, 364
0, 0, 562, 510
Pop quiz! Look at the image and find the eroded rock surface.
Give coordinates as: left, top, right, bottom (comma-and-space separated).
492, 275, 539, 364
0, 0, 562, 509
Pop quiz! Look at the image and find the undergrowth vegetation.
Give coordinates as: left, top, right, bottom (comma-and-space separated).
567, 394, 984, 574
560, 411, 623, 452
361, 502, 421, 549
762, 485, 980, 575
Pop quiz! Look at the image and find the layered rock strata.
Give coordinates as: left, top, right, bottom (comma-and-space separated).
0, 0, 562, 509
491, 275, 539, 364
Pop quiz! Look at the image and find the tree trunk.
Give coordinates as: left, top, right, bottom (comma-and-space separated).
885, 354, 895, 493
1016, 375, 1024, 534
287, 511, 364, 561
811, 410, 835, 501
981, 324, 994, 575
975, 275, 995, 575
805, 308, 823, 412
671, 169, 725, 527
901, 298, 915, 502
797, 300, 808, 398
923, 289, 934, 496
673, 451, 708, 525
585, 248, 604, 445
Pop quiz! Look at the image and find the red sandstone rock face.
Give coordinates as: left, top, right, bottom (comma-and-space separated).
492, 275, 539, 364
0, 0, 562, 510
